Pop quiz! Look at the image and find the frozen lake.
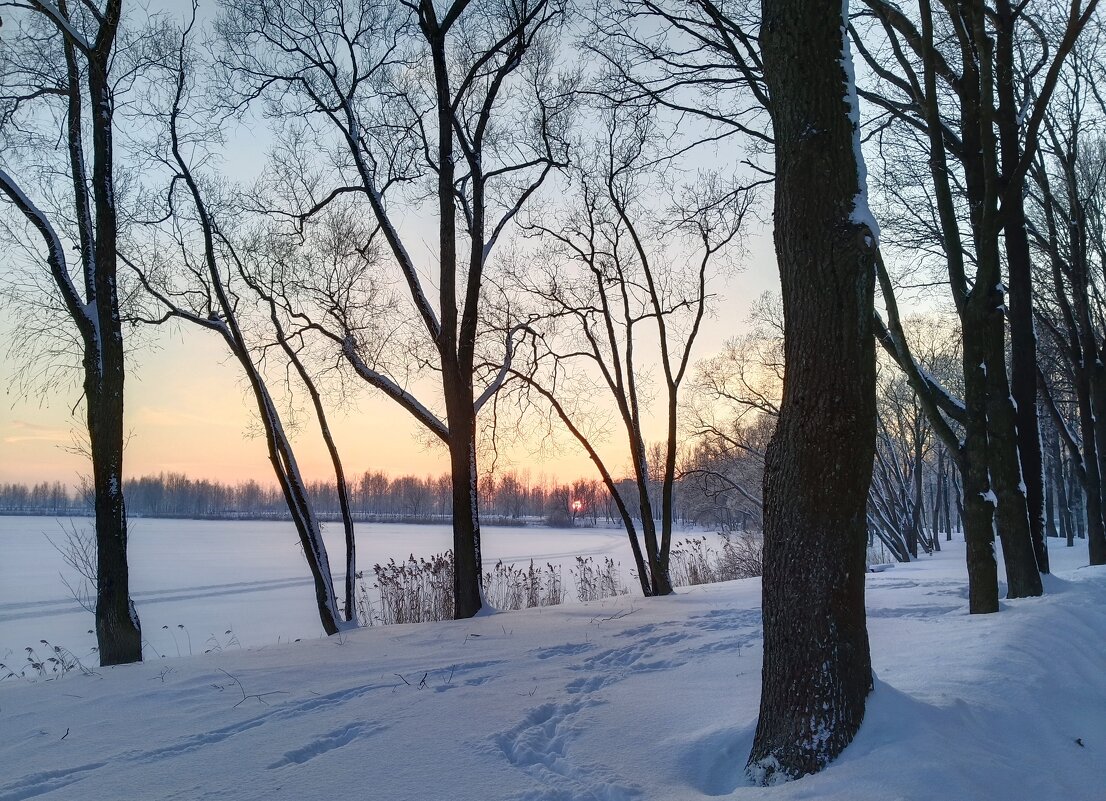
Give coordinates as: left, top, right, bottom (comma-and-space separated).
0, 516, 635, 663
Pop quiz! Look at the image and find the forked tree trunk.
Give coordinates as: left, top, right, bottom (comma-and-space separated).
748, 0, 875, 781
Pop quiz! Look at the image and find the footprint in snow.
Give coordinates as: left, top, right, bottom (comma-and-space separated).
494, 701, 641, 801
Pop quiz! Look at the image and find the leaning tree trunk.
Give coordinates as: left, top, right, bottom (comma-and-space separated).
748, 0, 875, 781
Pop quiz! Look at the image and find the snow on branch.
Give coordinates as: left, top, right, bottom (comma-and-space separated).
341, 336, 449, 442
16, 1, 93, 52
474, 323, 532, 415
0, 168, 92, 332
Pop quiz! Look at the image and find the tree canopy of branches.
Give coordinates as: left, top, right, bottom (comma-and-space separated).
211, 0, 575, 618
507, 107, 751, 597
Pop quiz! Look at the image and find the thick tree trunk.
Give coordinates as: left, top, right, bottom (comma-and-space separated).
959, 313, 1000, 614
633, 476, 673, 596
748, 0, 874, 781
1088, 369, 1106, 563
444, 375, 483, 618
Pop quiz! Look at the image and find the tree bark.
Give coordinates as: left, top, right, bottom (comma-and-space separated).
444, 372, 484, 619
959, 312, 1000, 614
748, 0, 874, 781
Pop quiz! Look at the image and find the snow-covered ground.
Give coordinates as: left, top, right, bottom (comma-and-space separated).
1, 532, 1103, 801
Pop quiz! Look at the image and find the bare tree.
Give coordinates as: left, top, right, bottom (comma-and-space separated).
1028, 28, 1106, 565
213, 0, 573, 617
857, 0, 1099, 609
682, 292, 783, 527
126, 21, 355, 633
508, 109, 749, 596
0, 0, 142, 665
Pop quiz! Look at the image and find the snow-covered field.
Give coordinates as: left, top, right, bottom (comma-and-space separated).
0, 517, 635, 660
1, 526, 1104, 801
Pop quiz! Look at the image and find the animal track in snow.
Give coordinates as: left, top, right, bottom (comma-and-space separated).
685, 608, 762, 633
0, 761, 107, 801
573, 631, 691, 676
564, 675, 615, 695
268, 721, 385, 767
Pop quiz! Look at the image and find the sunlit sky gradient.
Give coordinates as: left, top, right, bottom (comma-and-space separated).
0, 235, 780, 490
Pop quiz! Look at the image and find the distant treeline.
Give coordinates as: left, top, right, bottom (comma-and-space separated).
0, 469, 742, 528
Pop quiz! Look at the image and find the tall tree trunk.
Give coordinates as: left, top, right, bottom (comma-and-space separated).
952, 463, 965, 537
87, 360, 142, 666
748, 0, 874, 781
983, 319, 1044, 596
943, 458, 954, 541
1057, 457, 1073, 547
931, 449, 945, 550
958, 0, 1040, 601
1044, 435, 1058, 539
1075, 377, 1106, 563
88, 26, 141, 666
995, 0, 1048, 575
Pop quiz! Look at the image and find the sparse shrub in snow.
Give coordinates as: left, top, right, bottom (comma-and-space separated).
355, 571, 377, 626
483, 560, 565, 611
669, 532, 763, 587
571, 556, 628, 602
1, 640, 96, 682
44, 521, 97, 613
373, 552, 456, 624
369, 552, 568, 623
202, 630, 242, 655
